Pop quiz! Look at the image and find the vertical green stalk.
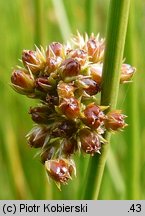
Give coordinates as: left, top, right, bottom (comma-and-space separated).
85, 0, 94, 34
83, 0, 130, 199
34, 0, 44, 45
124, 2, 140, 199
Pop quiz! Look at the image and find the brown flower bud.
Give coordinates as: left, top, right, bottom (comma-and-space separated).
104, 110, 127, 131
62, 138, 77, 156
29, 106, 53, 124
120, 64, 135, 83
83, 103, 105, 129
22, 49, 45, 73
27, 125, 49, 148
11, 69, 35, 95
51, 120, 77, 138
79, 78, 101, 96
45, 159, 76, 184
87, 37, 105, 63
79, 128, 101, 155
45, 57, 62, 74
35, 77, 51, 92
87, 39, 97, 56
49, 42, 64, 58
67, 49, 87, 65
59, 97, 80, 119
60, 58, 81, 78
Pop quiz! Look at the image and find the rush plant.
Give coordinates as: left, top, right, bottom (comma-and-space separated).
11, 29, 134, 190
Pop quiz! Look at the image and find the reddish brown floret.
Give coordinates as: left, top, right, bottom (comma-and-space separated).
105, 111, 127, 131
79, 128, 101, 155
45, 159, 75, 184
59, 97, 80, 119
83, 104, 105, 129
61, 58, 81, 78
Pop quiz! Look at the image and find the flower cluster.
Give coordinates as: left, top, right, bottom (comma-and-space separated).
11, 32, 135, 187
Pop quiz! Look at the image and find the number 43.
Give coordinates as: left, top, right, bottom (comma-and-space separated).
129, 204, 141, 212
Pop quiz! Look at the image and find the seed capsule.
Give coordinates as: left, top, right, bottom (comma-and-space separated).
120, 64, 135, 83
60, 58, 81, 78
11, 69, 35, 95
51, 120, 77, 137
79, 128, 101, 155
87, 37, 105, 62
80, 78, 101, 95
83, 103, 105, 129
87, 39, 97, 56
27, 125, 50, 148
29, 106, 53, 124
104, 110, 127, 131
67, 49, 87, 65
62, 138, 77, 156
22, 49, 45, 73
35, 77, 52, 92
49, 42, 64, 58
59, 97, 80, 119
45, 159, 76, 184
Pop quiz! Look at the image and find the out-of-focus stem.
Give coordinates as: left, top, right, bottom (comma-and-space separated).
85, 0, 94, 34
124, 2, 140, 199
34, 0, 44, 45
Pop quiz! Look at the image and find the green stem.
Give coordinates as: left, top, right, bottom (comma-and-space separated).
34, 0, 44, 45
124, 2, 140, 199
85, 0, 94, 34
83, 0, 130, 200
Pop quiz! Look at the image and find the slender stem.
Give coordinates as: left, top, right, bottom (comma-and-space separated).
124, 2, 140, 199
83, 0, 130, 200
85, 0, 94, 34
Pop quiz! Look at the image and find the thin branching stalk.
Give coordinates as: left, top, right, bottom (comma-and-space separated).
83, 0, 131, 200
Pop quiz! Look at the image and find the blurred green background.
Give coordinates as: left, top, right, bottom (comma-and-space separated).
0, 0, 145, 200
